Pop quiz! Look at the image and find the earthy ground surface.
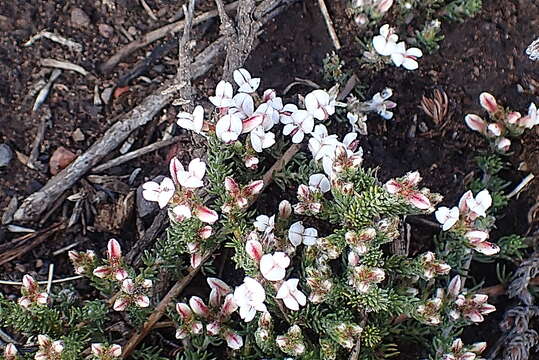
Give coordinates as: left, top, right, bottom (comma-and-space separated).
1, 0, 538, 358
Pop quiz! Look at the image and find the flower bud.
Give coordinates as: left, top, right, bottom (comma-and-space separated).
279, 200, 292, 219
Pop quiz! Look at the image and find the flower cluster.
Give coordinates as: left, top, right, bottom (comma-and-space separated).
416, 275, 495, 327
435, 189, 500, 255
91, 343, 122, 360
142, 157, 218, 224
176, 68, 344, 166
175, 278, 242, 349
18, 274, 48, 309
442, 338, 486, 360
346, 88, 397, 135
372, 24, 423, 70
384, 171, 436, 211
70, 239, 152, 312
465, 92, 538, 152
35, 335, 64, 360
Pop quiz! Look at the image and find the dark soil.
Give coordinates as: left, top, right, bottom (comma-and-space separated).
0, 0, 538, 358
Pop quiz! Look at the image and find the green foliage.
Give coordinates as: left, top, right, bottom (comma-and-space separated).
442, 0, 482, 21
323, 52, 348, 85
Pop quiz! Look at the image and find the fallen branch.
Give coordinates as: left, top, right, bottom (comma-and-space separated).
100, 1, 239, 73
14, 40, 226, 223
479, 276, 539, 297
91, 136, 180, 173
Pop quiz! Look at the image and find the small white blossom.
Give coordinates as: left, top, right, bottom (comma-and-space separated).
373, 24, 399, 56
233, 68, 260, 93
216, 113, 243, 143
276, 278, 307, 311
282, 110, 314, 143
260, 252, 290, 281
142, 177, 175, 208
390, 42, 423, 70
250, 126, 275, 152
288, 221, 318, 246
305, 89, 335, 120
234, 277, 267, 322
435, 206, 460, 231
308, 173, 330, 193
209, 80, 234, 108
177, 105, 204, 133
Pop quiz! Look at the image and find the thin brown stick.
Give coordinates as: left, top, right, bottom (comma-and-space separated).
317, 0, 341, 50
91, 136, 180, 173
100, 1, 239, 73
0, 222, 64, 266
28, 107, 50, 171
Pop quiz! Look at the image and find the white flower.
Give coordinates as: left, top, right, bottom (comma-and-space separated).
308, 124, 339, 161
391, 42, 423, 70
518, 103, 539, 128
209, 80, 234, 108
288, 221, 318, 246
347, 112, 368, 135
373, 24, 399, 56
250, 126, 275, 152
170, 158, 206, 188
466, 189, 492, 218
282, 109, 314, 143
216, 113, 243, 142
254, 215, 275, 233
364, 88, 396, 119
256, 90, 283, 130
231, 93, 254, 119
276, 278, 307, 311
435, 206, 459, 231
176, 105, 204, 133
260, 252, 290, 281
142, 177, 175, 208
305, 89, 335, 120
233, 68, 260, 93
233, 277, 267, 322
309, 173, 330, 193
526, 37, 539, 61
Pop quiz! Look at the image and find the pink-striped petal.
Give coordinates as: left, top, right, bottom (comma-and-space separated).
479, 92, 498, 113
465, 114, 486, 133
176, 302, 192, 320
189, 296, 210, 317
408, 191, 431, 210
194, 205, 218, 224
244, 180, 264, 196
107, 239, 122, 260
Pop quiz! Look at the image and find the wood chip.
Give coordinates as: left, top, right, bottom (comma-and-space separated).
24, 30, 83, 52
41, 58, 88, 76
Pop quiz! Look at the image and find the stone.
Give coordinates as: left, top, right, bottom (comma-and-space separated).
72, 128, 85, 142
49, 146, 77, 175
70, 7, 91, 28
98, 23, 114, 38
0, 143, 13, 167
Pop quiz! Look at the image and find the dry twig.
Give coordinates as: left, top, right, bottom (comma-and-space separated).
317, 0, 341, 50
91, 136, 181, 173
40, 58, 88, 76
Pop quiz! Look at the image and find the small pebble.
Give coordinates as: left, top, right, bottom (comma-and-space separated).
98, 23, 114, 38
101, 87, 114, 104
35, 259, 44, 268
72, 128, 85, 142
49, 146, 77, 175
70, 7, 91, 28
0, 143, 13, 167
